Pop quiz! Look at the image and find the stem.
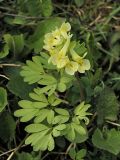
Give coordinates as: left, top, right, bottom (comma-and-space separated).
6, 135, 28, 160
75, 73, 85, 101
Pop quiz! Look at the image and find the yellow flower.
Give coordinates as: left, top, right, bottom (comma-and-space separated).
65, 61, 78, 75
60, 22, 71, 38
43, 21, 90, 75
49, 53, 69, 69
43, 22, 71, 53
48, 35, 71, 68
43, 31, 62, 53
43, 33, 55, 51
71, 50, 90, 73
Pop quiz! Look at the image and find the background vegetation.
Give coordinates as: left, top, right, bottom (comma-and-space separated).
0, 0, 120, 159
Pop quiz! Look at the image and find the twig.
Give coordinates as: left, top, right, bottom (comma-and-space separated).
2, 13, 45, 20
0, 144, 27, 157
89, 13, 101, 26
41, 153, 49, 160
6, 135, 28, 160
0, 74, 9, 80
0, 63, 21, 68
106, 120, 120, 127
0, 6, 14, 11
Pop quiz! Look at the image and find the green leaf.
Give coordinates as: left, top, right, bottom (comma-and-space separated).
90, 68, 102, 87
0, 112, 16, 142
14, 108, 39, 122
0, 87, 8, 112
52, 124, 66, 137
7, 69, 36, 99
25, 123, 55, 151
57, 82, 66, 92
34, 85, 57, 96
55, 108, 69, 116
41, 0, 53, 17
68, 148, 76, 160
0, 45, 9, 59
53, 115, 69, 124
34, 109, 49, 123
47, 109, 55, 124
38, 74, 57, 85
92, 128, 120, 155
28, 17, 64, 53
17, 152, 34, 160
39, 52, 55, 70
76, 149, 86, 160
18, 0, 41, 16
74, 102, 91, 125
21, 56, 44, 84
54, 124, 66, 131
96, 87, 119, 125
29, 93, 47, 103
70, 41, 87, 65
48, 94, 62, 106
14, 88, 49, 122
74, 0, 85, 7
64, 121, 87, 143
52, 129, 60, 137
66, 85, 81, 105
48, 135, 55, 151
18, 100, 33, 109
4, 34, 24, 56
25, 124, 49, 133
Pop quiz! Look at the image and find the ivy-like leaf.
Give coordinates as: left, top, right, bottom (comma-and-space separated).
92, 128, 120, 155
0, 112, 16, 142
7, 71, 36, 99
96, 87, 119, 125
4, 34, 24, 57
41, 0, 53, 17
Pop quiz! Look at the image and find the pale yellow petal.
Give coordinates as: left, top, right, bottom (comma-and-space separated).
57, 56, 69, 68
60, 22, 71, 38
71, 51, 82, 63
52, 28, 61, 38
49, 52, 69, 68
59, 35, 71, 56
60, 22, 71, 32
78, 59, 90, 73
65, 61, 78, 75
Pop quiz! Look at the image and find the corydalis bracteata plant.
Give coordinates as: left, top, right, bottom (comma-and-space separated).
14, 21, 91, 151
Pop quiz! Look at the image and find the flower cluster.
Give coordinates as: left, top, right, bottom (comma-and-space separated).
43, 22, 90, 75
